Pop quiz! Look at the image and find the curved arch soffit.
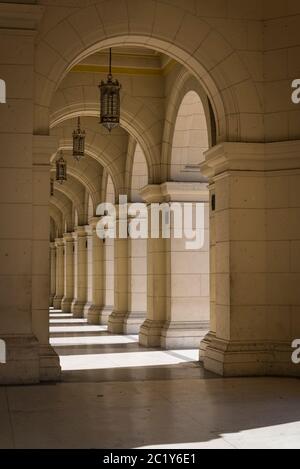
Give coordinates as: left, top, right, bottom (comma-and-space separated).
52, 178, 86, 221
51, 152, 102, 210
51, 196, 73, 232
50, 107, 154, 183
162, 69, 213, 180
53, 142, 121, 200
38, 32, 230, 138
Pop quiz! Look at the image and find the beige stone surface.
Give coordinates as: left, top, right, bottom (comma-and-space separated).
1, 0, 300, 386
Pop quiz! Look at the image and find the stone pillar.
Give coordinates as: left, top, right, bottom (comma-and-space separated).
100, 237, 114, 325
49, 243, 57, 307
71, 227, 87, 318
0, 11, 60, 384
201, 142, 300, 377
32, 136, 61, 381
61, 233, 74, 313
139, 186, 167, 347
85, 218, 104, 325
108, 215, 129, 334
161, 183, 210, 349
53, 238, 64, 310
139, 184, 210, 348
124, 212, 147, 334
200, 183, 217, 358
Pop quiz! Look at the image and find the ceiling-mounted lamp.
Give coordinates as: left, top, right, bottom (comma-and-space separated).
99, 48, 121, 132
56, 151, 67, 185
73, 116, 85, 161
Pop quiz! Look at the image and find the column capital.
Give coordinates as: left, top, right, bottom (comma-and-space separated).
55, 238, 64, 248
73, 226, 88, 238
140, 182, 209, 204
0, 3, 44, 30
201, 141, 300, 179
63, 233, 74, 242
85, 217, 101, 234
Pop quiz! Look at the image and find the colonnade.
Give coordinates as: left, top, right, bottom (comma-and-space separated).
50, 182, 210, 350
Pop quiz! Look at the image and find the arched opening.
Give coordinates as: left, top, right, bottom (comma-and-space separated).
171, 91, 209, 182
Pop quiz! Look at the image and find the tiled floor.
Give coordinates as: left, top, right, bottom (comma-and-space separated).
1, 310, 300, 449
50, 310, 212, 383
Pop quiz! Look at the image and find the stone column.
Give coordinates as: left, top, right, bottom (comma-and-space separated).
49, 243, 57, 307
33, 136, 61, 381
61, 233, 74, 313
162, 183, 210, 349
139, 186, 167, 347
201, 142, 300, 377
200, 184, 217, 359
53, 238, 65, 310
139, 184, 210, 348
124, 212, 147, 334
85, 218, 104, 325
100, 237, 114, 324
108, 214, 129, 334
71, 227, 87, 318
0, 13, 60, 384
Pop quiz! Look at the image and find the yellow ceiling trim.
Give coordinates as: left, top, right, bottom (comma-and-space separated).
71, 59, 177, 77
71, 64, 162, 76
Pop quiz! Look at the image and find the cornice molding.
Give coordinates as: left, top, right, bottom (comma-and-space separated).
201, 141, 300, 178
140, 182, 209, 204
0, 3, 44, 30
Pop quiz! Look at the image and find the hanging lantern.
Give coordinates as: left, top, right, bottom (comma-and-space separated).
50, 178, 54, 197
56, 151, 67, 185
99, 48, 121, 132
73, 116, 85, 161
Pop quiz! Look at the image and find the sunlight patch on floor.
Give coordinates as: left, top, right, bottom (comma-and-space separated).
59, 349, 199, 371
50, 318, 88, 324
50, 325, 108, 333
51, 335, 139, 347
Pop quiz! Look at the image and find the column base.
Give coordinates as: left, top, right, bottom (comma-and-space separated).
61, 298, 73, 314
87, 305, 103, 325
39, 345, 61, 382
83, 302, 93, 319
204, 337, 300, 377
139, 320, 165, 347
53, 296, 63, 310
161, 321, 209, 349
124, 311, 146, 335
49, 294, 55, 308
108, 311, 127, 334
71, 300, 86, 318
0, 336, 61, 385
100, 306, 113, 325
199, 331, 216, 361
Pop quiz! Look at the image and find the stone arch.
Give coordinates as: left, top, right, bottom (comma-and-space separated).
50, 149, 102, 211
52, 175, 87, 226
34, 2, 263, 142
50, 205, 63, 238
51, 191, 73, 233
51, 117, 128, 197
162, 69, 213, 181
126, 138, 149, 202
170, 90, 209, 182
50, 217, 58, 242
51, 107, 158, 185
